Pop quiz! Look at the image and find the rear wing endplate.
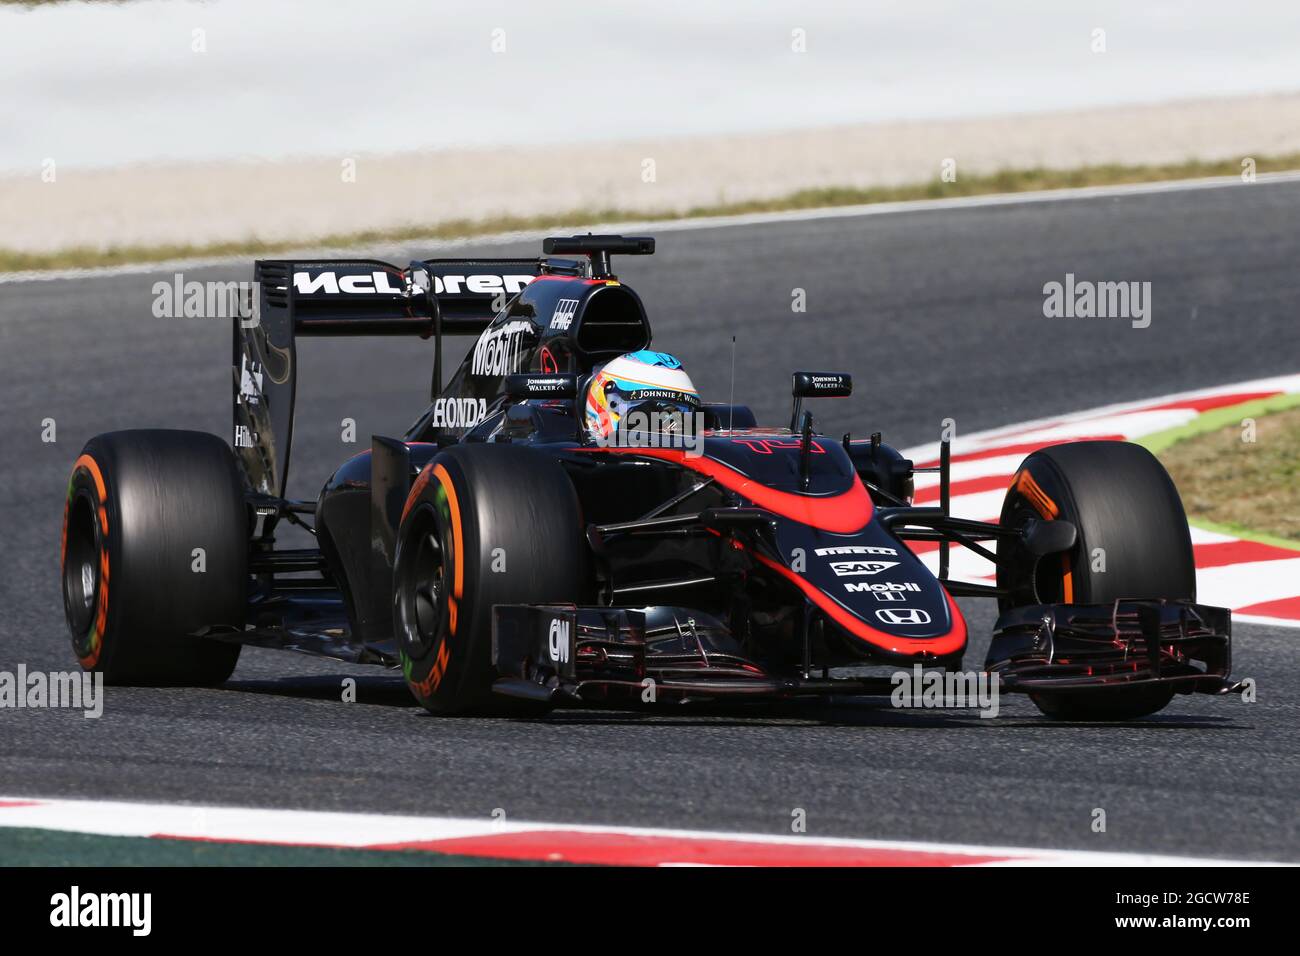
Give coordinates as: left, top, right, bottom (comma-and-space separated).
233, 256, 545, 497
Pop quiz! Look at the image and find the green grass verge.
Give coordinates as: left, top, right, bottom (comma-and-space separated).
5, 152, 1300, 273
1137, 392, 1300, 456
1151, 398, 1300, 547
0, 826, 555, 866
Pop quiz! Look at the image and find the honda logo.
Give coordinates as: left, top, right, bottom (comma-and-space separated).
875, 608, 932, 625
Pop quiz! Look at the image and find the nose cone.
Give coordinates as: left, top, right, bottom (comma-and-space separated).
769, 519, 968, 659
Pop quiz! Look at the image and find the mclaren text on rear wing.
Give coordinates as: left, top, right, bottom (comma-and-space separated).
257, 258, 545, 336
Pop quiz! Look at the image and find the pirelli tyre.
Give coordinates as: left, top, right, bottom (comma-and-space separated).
997, 440, 1195, 721
60, 430, 246, 685
393, 444, 588, 716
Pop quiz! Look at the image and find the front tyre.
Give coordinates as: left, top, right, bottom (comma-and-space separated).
997, 440, 1194, 720
393, 445, 588, 715
61, 430, 246, 685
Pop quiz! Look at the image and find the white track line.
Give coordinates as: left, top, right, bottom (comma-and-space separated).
4, 171, 1299, 285
0, 796, 1280, 866
904, 373, 1300, 464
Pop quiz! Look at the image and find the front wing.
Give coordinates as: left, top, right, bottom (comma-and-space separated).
491, 599, 1236, 707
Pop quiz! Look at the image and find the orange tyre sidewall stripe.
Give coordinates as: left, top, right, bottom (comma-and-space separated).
401, 466, 432, 525
432, 464, 463, 635
1014, 467, 1073, 602
408, 463, 463, 697
1013, 469, 1059, 520
68, 454, 110, 669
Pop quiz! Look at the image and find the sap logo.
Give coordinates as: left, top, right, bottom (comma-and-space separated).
472, 320, 534, 377
830, 560, 898, 577
549, 298, 579, 331
548, 618, 570, 664
293, 270, 404, 295
844, 581, 920, 594
815, 546, 897, 557
876, 608, 932, 626
433, 274, 535, 296
429, 397, 487, 429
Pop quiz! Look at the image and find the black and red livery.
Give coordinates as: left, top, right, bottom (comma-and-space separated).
60, 236, 1236, 720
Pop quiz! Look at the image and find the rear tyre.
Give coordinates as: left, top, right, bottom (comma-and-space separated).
393, 444, 588, 716
997, 440, 1193, 720
61, 430, 246, 685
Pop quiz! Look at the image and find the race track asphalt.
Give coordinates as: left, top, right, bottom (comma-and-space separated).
1, 179, 1298, 860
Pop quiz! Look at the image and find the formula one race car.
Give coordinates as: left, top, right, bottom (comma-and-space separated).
60, 235, 1237, 720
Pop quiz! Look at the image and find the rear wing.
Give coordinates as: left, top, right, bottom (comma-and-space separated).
234, 257, 547, 497
268, 258, 546, 335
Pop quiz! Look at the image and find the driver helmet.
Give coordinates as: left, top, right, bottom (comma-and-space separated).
584, 351, 699, 444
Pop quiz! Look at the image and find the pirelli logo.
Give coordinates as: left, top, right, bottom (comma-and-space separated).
411, 638, 452, 697
1014, 469, 1059, 519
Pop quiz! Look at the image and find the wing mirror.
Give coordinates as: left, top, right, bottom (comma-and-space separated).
790, 371, 852, 430
792, 371, 852, 398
